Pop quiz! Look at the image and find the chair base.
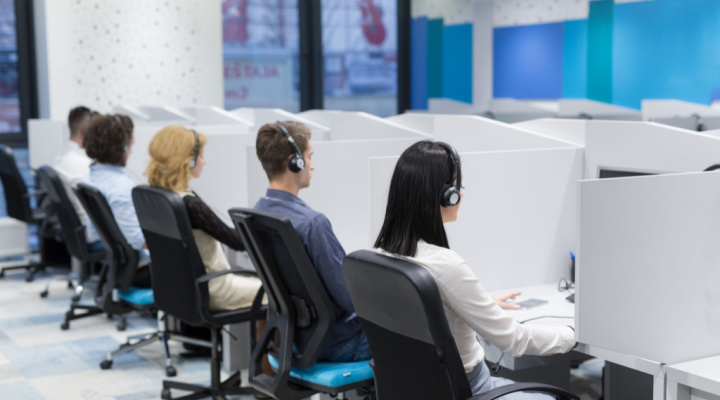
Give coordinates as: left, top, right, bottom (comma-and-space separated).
161, 371, 258, 400
61, 302, 104, 330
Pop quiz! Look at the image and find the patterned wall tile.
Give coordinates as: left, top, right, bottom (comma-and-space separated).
69, 0, 206, 113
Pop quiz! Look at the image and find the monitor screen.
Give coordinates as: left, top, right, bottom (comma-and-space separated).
598, 168, 658, 179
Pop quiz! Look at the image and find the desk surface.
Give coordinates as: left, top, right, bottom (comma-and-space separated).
667, 355, 720, 395
481, 282, 664, 377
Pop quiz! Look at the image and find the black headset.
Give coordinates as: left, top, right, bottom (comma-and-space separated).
112, 114, 131, 153
436, 141, 462, 207
189, 129, 199, 169
275, 121, 305, 173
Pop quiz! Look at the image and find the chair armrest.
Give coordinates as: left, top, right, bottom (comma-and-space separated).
23, 189, 48, 199
468, 382, 579, 400
195, 268, 257, 284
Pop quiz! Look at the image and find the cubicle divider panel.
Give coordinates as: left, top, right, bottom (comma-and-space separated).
577, 171, 720, 365
513, 118, 587, 146
182, 106, 254, 126
28, 119, 68, 169
298, 110, 429, 141
246, 138, 420, 253
432, 115, 579, 151
385, 113, 436, 135
558, 99, 642, 121
231, 108, 331, 141
585, 121, 720, 178
369, 146, 583, 291
127, 125, 254, 223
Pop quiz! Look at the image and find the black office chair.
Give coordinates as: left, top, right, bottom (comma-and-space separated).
75, 182, 183, 377
36, 166, 106, 300
228, 208, 374, 400
0, 144, 53, 281
342, 250, 579, 400
133, 185, 266, 399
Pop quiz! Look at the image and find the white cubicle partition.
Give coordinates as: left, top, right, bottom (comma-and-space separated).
513, 118, 587, 146
138, 106, 196, 123
369, 147, 583, 291
298, 110, 428, 141
127, 124, 254, 222
427, 98, 480, 114
28, 119, 68, 169
585, 121, 720, 178
387, 114, 578, 151
113, 105, 151, 122
182, 106, 253, 126
488, 99, 557, 123
641, 99, 720, 131
577, 171, 720, 364
230, 107, 330, 140
558, 99, 642, 121
666, 355, 720, 400
246, 138, 420, 253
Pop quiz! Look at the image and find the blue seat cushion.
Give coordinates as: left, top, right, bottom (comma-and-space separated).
117, 286, 154, 306
268, 355, 373, 388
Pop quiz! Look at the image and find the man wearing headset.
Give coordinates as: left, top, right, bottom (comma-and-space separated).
253, 121, 371, 363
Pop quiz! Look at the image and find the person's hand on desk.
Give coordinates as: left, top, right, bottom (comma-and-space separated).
492, 292, 522, 310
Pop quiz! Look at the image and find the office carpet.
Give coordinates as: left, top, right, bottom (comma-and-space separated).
0, 269, 258, 400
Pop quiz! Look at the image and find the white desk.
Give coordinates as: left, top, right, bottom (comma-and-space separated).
667, 356, 720, 400
480, 283, 666, 400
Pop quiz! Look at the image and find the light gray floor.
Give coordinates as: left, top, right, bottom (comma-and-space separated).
0, 268, 257, 400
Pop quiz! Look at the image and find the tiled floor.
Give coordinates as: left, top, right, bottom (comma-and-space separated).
0, 268, 257, 400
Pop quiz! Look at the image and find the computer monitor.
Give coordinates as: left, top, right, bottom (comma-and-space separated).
598, 167, 660, 179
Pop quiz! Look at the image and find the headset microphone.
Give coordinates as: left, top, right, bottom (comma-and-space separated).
189, 129, 199, 169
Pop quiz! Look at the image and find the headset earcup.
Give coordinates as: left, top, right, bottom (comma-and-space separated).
441, 185, 460, 207
288, 156, 305, 173
189, 159, 196, 169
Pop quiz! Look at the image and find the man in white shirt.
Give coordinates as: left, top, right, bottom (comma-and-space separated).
52, 106, 97, 243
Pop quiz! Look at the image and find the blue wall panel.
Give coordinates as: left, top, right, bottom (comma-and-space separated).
442, 24, 473, 104
426, 19, 444, 99
493, 23, 563, 99
411, 17, 428, 109
563, 20, 587, 99
587, 0, 613, 103
613, 0, 720, 109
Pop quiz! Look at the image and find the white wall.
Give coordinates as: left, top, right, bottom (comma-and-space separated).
34, 0, 223, 119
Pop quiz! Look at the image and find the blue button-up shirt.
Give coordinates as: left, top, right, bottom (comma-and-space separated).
84, 164, 150, 263
254, 189, 362, 354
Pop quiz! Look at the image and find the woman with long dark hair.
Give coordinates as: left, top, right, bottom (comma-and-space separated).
374, 141, 576, 398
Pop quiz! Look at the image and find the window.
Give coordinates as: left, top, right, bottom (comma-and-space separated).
0, 0, 20, 134
321, 0, 398, 117
222, 0, 300, 112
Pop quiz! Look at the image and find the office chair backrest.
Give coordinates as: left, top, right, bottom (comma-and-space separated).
343, 250, 472, 400
132, 185, 208, 326
36, 166, 91, 260
229, 208, 335, 368
0, 144, 32, 222
75, 183, 138, 293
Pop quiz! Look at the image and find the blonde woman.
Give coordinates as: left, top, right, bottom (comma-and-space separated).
146, 126, 262, 311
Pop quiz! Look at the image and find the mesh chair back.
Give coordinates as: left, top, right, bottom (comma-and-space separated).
0, 145, 32, 222
36, 166, 92, 260
75, 183, 138, 293
132, 185, 208, 326
229, 208, 334, 369
343, 250, 472, 400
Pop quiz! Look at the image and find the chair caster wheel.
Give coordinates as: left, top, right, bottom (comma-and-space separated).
116, 321, 126, 331
0, 270, 4, 278
161, 388, 172, 399
40, 290, 48, 298
67, 281, 74, 289
166, 365, 177, 377
100, 360, 112, 370
71, 295, 80, 302
60, 321, 69, 330
25, 274, 33, 283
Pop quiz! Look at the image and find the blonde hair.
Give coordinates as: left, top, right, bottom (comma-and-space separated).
146, 125, 207, 192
